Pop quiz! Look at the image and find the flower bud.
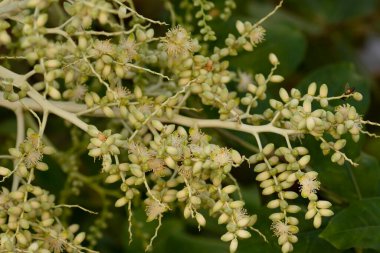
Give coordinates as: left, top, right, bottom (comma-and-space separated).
236, 229, 251, 239
307, 82, 317, 96
195, 213, 206, 227
270, 75, 284, 83
229, 239, 238, 253
269, 53, 279, 65
319, 84, 328, 97
235, 20, 245, 34
221, 232, 234, 242
313, 213, 322, 229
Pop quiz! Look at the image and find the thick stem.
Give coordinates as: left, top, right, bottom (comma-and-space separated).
0, 91, 300, 137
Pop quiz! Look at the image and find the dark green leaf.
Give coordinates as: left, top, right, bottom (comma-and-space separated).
320, 197, 380, 250
314, 152, 380, 202
286, 0, 377, 24
295, 230, 342, 253
296, 63, 370, 114
230, 24, 307, 77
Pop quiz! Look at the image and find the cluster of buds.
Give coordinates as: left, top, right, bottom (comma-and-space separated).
0, 186, 86, 252
7, 129, 54, 180
97, 122, 260, 251
235, 20, 266, 51
249, 143, 333, 252
0, 78, 29, 102
87, 125, 127, 172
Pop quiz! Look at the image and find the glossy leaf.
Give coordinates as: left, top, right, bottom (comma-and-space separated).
296, 63, 371, 114
320, 197, 380, 250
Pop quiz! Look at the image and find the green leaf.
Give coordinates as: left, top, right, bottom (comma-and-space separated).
320, 197, 380, 250
296, 63, 371, 114
295, 230, 342, 253
314, 152, 380, 202
286, 0, 377, 24
230, 23, 307, 77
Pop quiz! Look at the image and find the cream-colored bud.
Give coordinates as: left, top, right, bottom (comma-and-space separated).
229, 239, 238, 253
41, 218, 54, 227
195, 213, 206, 227
317, 200, 332, 209
115, 197, 128, 207
221, 232, 235, 242
36, 14, 48, 27
255, 74, 266, 86
282, 242, 292, 253
105, 174, 120, 184
164, 156, 177, 169
269, 53, 279, 65
176, 188, 188, 200
267, 199, 280, 209
183, 205, 191, 219
319, 84, 328, 97
48, 86, 61, 100
270, 75, 284, 83
36, 162, 48, 171
130, 166, 143, 178
0, 166, 11, 176
333, 139, 346, 150
236, 229, 251, 239
313, 213, 322, 228
353, 92, 363, 101
134, 86, 143, 98
303, 99, 312, 113
283, 191, 298, 199
305, 208, 317, 220
287, 205, 301, 213
298, 155, 311, 167
231, 150, 242, 164
166, 146, 178, 156
331, 152, 342, 163
235, 20, 245, 34
222, 185, 237, 194
260, 179, 274, 188
256, 171, 271, 181
306, 117, 315, 131
263, 143, 275, 156
243, 42, 253, 51
262, 186, 275, 195
102, 106, 115, 117
16, 233, 28, 245
212, 200, 224, 213
307, 82, 317, 96
73, 232, 86, 245
218, 213, 230, 224
319, 209, 334, 217
151, 120, 163, 131
237, 217, 250, 227
230, 200, 244, 209
247, 83, 257, 94
45, 59, 61, 69
279, 88, 289, 102
269, 212, 285, 221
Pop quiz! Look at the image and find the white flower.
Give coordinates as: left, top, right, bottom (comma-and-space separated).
162, 26, 195, 57
299, 172, 320, 198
